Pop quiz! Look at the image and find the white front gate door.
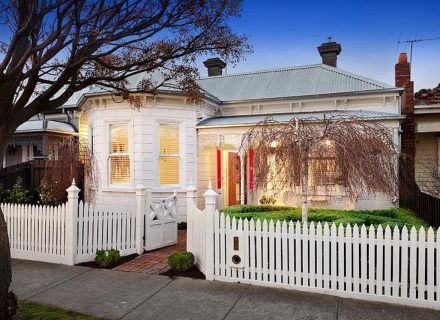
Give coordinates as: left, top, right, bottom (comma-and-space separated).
144, 192, 178, 251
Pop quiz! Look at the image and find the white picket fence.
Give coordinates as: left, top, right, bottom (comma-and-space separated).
2, 181, 177, 265
3, 202, 68, 264
75, 202, 137, 263
187, 183, 440, 310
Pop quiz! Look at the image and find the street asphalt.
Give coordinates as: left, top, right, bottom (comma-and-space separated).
11, 259, 440, 320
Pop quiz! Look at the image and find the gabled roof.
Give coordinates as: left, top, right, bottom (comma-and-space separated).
197, 64, 397, 103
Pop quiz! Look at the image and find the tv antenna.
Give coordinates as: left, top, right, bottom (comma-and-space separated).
397, 36, 440, 67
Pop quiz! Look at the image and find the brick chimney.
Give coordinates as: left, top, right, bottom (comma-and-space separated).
203, 58, 226, 77
317, 37, 342, 68
395, 52, 416, 194
395, 53, 414, 114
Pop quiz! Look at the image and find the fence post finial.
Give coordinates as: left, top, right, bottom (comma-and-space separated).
65, 182, 80, 265
71, 178, 76, 186
135, 183, 147, 255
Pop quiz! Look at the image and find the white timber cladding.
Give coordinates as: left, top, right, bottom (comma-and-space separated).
217, 93, 400, 117
197, 116, 401, 211
83, 96, 198, 222
82, 89, 401, 219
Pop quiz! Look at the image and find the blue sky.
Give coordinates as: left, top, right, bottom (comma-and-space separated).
199, 0, 440, 90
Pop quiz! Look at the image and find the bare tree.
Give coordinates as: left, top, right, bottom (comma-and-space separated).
241, 114, 400, 222
0, 1, 250, 317
40, 138, 99, 205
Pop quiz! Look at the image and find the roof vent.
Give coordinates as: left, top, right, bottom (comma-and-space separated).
317, 37, 342, 68
203, 58, 226, 77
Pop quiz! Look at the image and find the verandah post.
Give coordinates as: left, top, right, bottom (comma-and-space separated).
135, 184, 147, 255
66, 179, 80, 266
186, 181, 197, 253
204, 181, 217, 280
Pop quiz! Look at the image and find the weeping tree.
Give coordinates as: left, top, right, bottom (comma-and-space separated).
40, 138, 99, 205
241, 114, 400, 222
0, 1, 250, 317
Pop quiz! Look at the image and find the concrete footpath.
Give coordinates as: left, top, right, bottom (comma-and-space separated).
11, 259, 440, 320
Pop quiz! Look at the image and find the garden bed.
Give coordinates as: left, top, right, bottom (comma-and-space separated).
221, 205, 427, 229
77, 253, 138, 269
160, 266, 206, 280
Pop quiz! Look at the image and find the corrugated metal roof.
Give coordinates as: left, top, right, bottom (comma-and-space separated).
197, 111, 403, 128
58, 64, 398, 108
15, 120, 77, 134
197, 64, 395, 103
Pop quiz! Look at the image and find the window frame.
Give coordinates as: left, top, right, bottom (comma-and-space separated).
155, 120, 185, 189
106, 120, 133, 188
437, 137, 440, 177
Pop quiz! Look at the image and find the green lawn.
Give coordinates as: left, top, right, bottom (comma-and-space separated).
17, 301, 107, 320
221, 205, 427, 229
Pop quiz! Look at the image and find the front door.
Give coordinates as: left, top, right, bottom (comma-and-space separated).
228, 152, 240, 206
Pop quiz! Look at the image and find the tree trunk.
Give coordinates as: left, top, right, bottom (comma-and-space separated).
301, 151, 309, 223
0, 127, 13, 319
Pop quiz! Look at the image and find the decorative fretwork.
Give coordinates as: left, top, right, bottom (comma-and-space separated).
197, 133, 244, 154
149, 192, 178, 221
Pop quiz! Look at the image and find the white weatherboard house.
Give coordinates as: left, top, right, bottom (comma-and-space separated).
74, 41, 403, 221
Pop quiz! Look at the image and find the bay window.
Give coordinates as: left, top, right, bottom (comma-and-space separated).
158, 123, 180, 185
109, 123, 130, 184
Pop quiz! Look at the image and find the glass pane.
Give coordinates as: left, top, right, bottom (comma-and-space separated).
110, 123, 129, 154
159, 123, 179, 154
111, 155, 130, 183
159, 156, 179, 185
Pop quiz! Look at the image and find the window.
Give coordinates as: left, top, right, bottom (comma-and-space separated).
309, 140, 339, 186
109, 123, 130, 184
159, 123, 180, 185
309, 158, 338, 186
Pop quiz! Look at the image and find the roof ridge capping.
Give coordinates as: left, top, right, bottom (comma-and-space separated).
197, 64, 325, 80
198, 63, 394, 89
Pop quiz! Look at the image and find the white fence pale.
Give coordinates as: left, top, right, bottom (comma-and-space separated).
187, 183, 440, 310
2, 182, 177, 265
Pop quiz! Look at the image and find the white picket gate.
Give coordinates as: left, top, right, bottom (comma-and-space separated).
187, 183, 440, 310
144, 192, 178, 251
2, 182, 178, 265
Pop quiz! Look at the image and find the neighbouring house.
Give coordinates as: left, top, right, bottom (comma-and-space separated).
414, 84, 440, 196
70, 39, 406, 221
394, 52, 440, 197
0, 101, 79, 191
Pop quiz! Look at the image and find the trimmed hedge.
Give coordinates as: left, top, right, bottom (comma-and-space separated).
95, 249, 120, 268
221, 205, 427, 229
168, 251, 195, 272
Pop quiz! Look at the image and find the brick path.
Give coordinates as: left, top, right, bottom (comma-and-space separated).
113, 230, 186, 274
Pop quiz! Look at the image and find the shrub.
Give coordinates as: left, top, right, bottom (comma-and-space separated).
259, 195, 276, 205
95, 249, 120, 268
0, 183, 9, 203
8, 177, 32, 204
168, 251, 195, 272
221, 205, 427, 229
39, 181, 59, 205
